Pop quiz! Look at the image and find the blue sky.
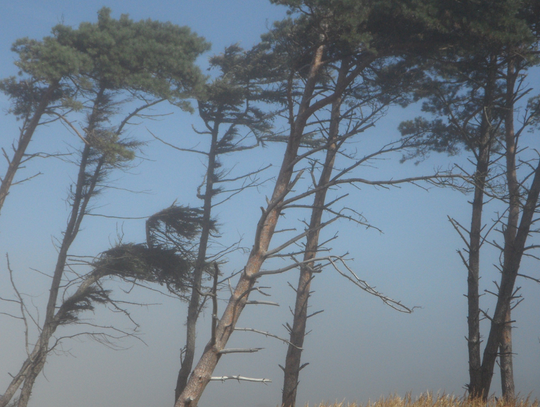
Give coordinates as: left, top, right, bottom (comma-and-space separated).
1, 2, 539, 407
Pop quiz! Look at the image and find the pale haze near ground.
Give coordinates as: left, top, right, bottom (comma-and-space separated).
0, 1, 539, 407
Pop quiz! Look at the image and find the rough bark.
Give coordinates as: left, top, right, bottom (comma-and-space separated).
0, 82, 58, 216
499, 307, 515, 399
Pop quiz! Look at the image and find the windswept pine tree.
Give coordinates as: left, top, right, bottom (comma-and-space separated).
398, 0, 540, 399
0, 7, 209, 219
173, 1, 462, 405
0, 9, 209, 407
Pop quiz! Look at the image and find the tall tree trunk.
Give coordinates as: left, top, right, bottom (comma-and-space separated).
0, 90, 106, 407
174, 118, 220, 402
281, 60, 348, 407
174, 42, 327, 407
499, 307, 515, 399
498, 57, 520, 401
16, 354, 46, 407
14, 145, 103, 407
478, 156, 540, 399
466, 58, 496, 398
0, 354, 36, 407
0, 83, 58, 216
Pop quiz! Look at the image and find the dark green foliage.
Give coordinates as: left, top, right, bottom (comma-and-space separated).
88, 205, 216, 294
1, 7, 210, 124
146, 205, 213, 252
59, 208, 212, 320
93, 243, 193, 292
52, 7, 210, 101
203, 44, 274, 138
397, 0, 540, 163
0, 78, 70, 119
58, 286, 112, 325
11, 35, 91, 82
269, 0, 455, 59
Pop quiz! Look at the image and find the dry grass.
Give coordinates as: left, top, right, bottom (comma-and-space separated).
306, 393, 539, 407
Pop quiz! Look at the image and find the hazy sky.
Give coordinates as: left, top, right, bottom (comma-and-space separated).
0, 2, 539, 407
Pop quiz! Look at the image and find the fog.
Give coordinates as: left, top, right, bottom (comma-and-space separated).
1, 1, 539, 407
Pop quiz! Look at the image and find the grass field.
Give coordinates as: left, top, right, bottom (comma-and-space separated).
306, 393, 539, 407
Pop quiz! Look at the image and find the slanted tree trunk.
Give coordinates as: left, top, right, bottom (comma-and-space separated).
174, 42, 328, 407
466, 58, 497, 399
477, 156, 540, 398
281, 60, 347, 407
174, 115, 219, 402
0, 90, 106, 407
498, 57, 520, 401
0, 82, 58, 216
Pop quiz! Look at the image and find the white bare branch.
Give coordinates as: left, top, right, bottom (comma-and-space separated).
210, 375, 271, 384
218, 348, 263, 354
246, 300, 280, 306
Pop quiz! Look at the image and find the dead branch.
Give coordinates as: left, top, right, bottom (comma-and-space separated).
218, 348, 263, 354
251, 255, 330, 278
245, 300, 279, 306
517, 273, 540, 283
234, 327, 302, 349
215, 164, 272, 183
448, 216, 472, 248
265, 216, 339, 258
147, 128, 208, 156
210, 375, 271, 383
5, 254, 31, 354
328, 257, 415, 313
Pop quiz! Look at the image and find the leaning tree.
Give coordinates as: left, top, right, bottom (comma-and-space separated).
173, 1, 458, 405
0, 8, 209, 407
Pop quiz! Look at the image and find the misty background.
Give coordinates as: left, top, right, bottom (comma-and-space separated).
0, 1, 539, 407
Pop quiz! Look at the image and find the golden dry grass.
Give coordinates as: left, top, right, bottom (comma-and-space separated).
305, 393, 539, 407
